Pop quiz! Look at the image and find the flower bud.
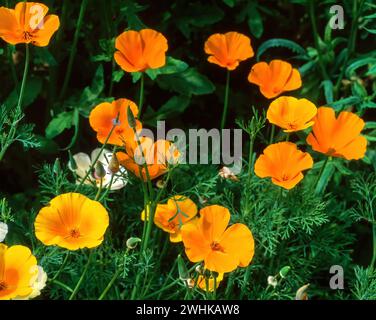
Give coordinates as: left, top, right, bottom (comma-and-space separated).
279, 266, 291, 278
109, 153, 120, 174
0, 222, 8, 242
94, 162, 106, 179
177, 254, 189, 281
295, 283, 310, 300
53, 158, 61, 175
267, 275, 278, 288
126, 237, 141, 249
127, 106, 136, 129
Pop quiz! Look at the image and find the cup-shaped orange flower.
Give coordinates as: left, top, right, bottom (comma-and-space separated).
152, 195, 198, 242
114, 29, 168, 73
34, 193, 109, 251
0, 244, 38, 300
193, 273, 224, 292
248, 60, 302, 99
254, 142, 313, 190
0, 2, 59, 46
204, 32, 254, 70
117, 136, 180, 181
267, 96, 317, 132
89, 98, 142, 146
181, 205, 254, 273
306, 107, 367, 160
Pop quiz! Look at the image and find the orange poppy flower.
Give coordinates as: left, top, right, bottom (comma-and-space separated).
89, 98, 142, 146
267, 96, 317, 132
0, 244, 38, 300
254, 142, 313, 190
34, 193, 109, 251
248, 60, 302, 99
144, 195, 198, 242
117, 137, 180, 181
181, 205, 254, 273
204, 32, 254, 70
0, 2, 59, 46
306, 107, 367, 160
114, 29, 168, 73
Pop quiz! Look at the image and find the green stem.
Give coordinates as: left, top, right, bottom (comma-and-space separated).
247, 136, 255, 177
51, 251, 70, 281
220, 70, 230, 130
0, 44, 29, 162
308, 0, 329, 80
313, 157, 329, 192
138, 74, 145, 118
69, 250, 94, 300
59, 0, 88, 100
51, 279, 74, 293
98, 268, 122, 300
94, 178, 103, 201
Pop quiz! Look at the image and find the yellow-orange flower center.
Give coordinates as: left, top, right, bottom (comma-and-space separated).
0, 280, 7, 291
23, 31, 33, 40
211, 242, 224, 252
69, 228, 81, 238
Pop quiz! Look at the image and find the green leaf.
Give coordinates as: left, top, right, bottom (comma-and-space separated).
365, 122, 376, 129
333, 160, 352, 175
78, 65, 105, 115
157, 68, 215, 96
5, 76, 43, 110
321, 80, 334, 104
329, 96, 361, 111
33, 47, 57, 66
113, 69, 125, 83
257, 38, 307, 61
346, 57, 376, 77
45, 111, 74, 139
315, 160, 335, 195
352, 81, 368, 98
144, 95, 191, 125
223, 0, 235, 7
247, 4, 263, 39
145, 57, 189, 80
131, 72, 142, 83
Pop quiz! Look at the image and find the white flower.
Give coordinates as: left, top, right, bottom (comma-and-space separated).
0, 222, 8, 242
267, 275, 278, 288
69, 148, 128, 190
14, 265, 47, 300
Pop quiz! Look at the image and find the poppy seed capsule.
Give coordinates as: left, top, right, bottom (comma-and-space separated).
109, 153, 120, 173
94, 162, 106, 179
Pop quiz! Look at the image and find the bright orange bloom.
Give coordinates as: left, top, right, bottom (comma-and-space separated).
181, 205, 254, 273
0, 244, 38, 300
267, 96, 317, 132
114, 29, 168, 73
204, 32, 254, 70
248, 60, 302, 99
0, 2, 59, 46
117, 137, 180, 181
144, 195, 198, 242
306, 107, 367, 160
34, 193, 109, 251
254, 142, 313, 190
89, 98, 142, 146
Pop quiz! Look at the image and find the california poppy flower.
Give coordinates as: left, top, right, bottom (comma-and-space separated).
89, 98, 142, 146
35, 193, 109, 251
149, 195, 198, 242
204, 32, 254, 70
181, 205, 254, 273
0, 244, 38, 300
267, 96, 317, 132
248, 60, 302, 99
0, 2, 59, 46
114, 29, 168, 73
306, 107, 367, 160
117, 137, 180, 181
254, 142, 313, 190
